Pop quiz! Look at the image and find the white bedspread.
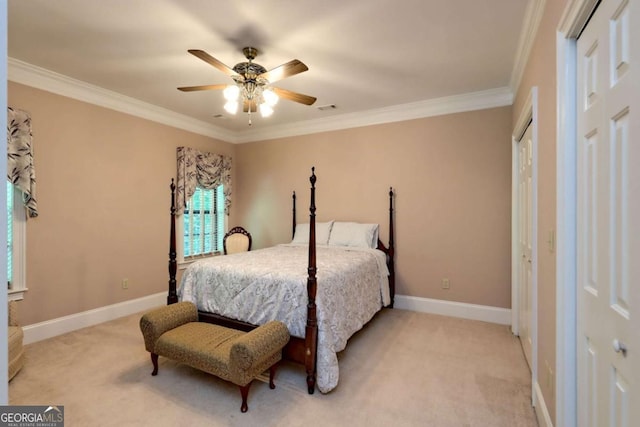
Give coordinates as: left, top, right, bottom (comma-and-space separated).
178, 243, 389, 393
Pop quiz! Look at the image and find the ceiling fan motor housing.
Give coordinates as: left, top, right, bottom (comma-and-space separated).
234, 47, 267, 79
233, 62, 267, 77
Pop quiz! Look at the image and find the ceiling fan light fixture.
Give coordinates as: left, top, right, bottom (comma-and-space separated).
243, 81, 257, 100
223, 85, 240, 101
262, 88, 278, 107
224, 100, 239, 115
259, 103, 274, 118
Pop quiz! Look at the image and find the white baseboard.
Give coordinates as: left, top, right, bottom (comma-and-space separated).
23, 293, 510, 345
23, 292, 167, 345
394, 294, 512, 325
533, 380, 553, 427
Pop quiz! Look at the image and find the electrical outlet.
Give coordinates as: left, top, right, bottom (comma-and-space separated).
122, 278, 129, 290
441, 278, 450, 289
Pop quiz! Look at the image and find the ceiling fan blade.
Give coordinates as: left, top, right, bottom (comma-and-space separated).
259, 60, 308, 83
188, 49, 237, 77
243, 99, 257, 113
177, 84, 227, 92
272, 87, 317, 106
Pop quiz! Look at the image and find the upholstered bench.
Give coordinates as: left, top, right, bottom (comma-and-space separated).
139, 302, 290, 412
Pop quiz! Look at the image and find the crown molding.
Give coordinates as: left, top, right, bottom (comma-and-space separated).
9, 57, 513, 144
8, 58, 236, 142
510, 0, 547, 94
235, 87, 513, 143
558, 0, 598, 37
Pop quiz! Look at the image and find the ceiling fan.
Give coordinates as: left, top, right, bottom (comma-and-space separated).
178, 47, 317, 124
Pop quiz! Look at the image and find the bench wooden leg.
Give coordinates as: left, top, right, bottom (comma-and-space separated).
151, 353, 159, 376
269, 364, 277, 389
239, 381, 252, 413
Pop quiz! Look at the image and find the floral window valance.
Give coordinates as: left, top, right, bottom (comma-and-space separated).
7, 107, 38, 218
176, 147, 232, 217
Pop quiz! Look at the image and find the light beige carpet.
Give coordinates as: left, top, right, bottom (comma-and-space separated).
9, 308, 538, 426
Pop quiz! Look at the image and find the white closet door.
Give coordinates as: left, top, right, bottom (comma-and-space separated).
576, 0, 639, 425
518, 123, 533, 370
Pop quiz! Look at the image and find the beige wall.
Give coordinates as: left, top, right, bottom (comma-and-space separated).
10, 69, 518, 380
8, 82, 235, 325
235, 107, 513, 308
512, 0, 570, 422
10, 81, 512, 322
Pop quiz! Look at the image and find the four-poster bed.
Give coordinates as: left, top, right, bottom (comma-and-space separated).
167, 168, 395, 394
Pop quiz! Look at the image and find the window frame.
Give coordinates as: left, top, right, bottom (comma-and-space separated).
7, 182, 27, 300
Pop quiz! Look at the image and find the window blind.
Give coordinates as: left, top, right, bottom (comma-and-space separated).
184, 185, 224, 257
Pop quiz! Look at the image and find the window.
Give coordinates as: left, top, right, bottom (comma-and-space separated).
7, 181, 26, 300
183, 185, 225, 258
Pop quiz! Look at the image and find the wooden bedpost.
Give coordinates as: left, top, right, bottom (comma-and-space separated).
388, 187, 395, 308
305, 168, 318, 394
168, 179, 178, 305
292, 191, 297, 239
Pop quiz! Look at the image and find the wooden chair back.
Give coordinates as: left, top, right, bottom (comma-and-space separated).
224, 226, 252, 254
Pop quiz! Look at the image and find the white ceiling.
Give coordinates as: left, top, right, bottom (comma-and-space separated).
8, 0, 532, 141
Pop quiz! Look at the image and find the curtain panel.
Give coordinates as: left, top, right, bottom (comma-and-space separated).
7, 107, 38, 218
176, 147, 232, 217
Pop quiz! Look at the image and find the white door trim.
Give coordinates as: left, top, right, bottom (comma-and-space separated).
556, 1, 600, 426
0, 1, 8, 402
512, 86, 539, 404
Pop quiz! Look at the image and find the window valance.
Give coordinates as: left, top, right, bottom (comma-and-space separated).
7, 107, 38, 218
176, 147, 232, 217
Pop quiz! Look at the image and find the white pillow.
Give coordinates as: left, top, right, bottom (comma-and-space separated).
328, 222, 379, 249
292, 221, 334, 245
